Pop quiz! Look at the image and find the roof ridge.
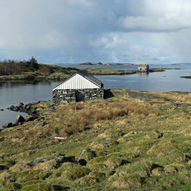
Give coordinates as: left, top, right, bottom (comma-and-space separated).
53, 70, 103, 91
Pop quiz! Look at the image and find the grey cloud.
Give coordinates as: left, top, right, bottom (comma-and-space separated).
0, 0, 190, 63
121, 16, 191, 32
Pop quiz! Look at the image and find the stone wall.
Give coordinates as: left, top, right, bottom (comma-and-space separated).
53, 88, 104, 104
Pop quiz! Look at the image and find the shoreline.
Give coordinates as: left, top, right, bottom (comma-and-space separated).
0, 67, 174, 82
2, 87, 191, 130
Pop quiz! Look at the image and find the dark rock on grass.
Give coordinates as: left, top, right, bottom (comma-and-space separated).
61, 156, 76, 163
78, 159, 87, 166
0, 164, 9, 170
3, 122, 13, 128
185, 155, 191, 162
53, 185, 70, 191
0, 137, 5, 142
16, 114, 25, 124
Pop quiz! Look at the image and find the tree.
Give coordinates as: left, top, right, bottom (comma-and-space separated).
28, 57, 39, 69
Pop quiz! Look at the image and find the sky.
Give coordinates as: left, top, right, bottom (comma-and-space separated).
0, 0, 191, 64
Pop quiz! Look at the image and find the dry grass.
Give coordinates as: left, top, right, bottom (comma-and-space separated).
50, 101, 154, 136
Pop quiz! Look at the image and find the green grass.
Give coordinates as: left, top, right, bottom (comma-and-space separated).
1, 89, 191, 190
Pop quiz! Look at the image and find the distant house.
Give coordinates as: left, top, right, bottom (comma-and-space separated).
138, 64, 149, 72
53, 70, 104, 104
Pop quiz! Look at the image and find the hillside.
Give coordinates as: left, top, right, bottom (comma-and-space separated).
0, 58, 78, 81
1, 90, 191, 190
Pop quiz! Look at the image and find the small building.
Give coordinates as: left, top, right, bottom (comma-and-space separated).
138, 64, 149, 72
53, 70, 104, 104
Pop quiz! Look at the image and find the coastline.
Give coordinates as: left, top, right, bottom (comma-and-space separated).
0, 67, 170, 82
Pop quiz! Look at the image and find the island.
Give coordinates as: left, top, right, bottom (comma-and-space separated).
0, 58, 178, 83
79, 62, 135, 66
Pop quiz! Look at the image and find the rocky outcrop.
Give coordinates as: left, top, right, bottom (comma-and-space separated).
3, 102, 40, 129
8, 102, 39, 119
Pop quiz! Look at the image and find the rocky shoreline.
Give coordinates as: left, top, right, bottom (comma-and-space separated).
3, 102, 40, 129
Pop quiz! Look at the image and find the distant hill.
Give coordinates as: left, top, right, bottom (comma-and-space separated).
0, 58, 78, 81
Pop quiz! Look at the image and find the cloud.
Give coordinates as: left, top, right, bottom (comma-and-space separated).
0, 0, 190, 63
121, 16, 191, 32
120, 0, 191, 32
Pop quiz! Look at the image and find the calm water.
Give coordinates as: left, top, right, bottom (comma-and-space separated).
1, 63, 191, 128
0, 81, 60, 128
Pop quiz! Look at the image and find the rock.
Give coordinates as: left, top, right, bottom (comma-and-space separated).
78, 159, 87, 166
0, 165, 9, 170
0, 109, 4, 111
0, 137, 5, 142
18, 102, 24, 108
61, 156, 76, 163
3, 122, 13, 128
25, 105, 31, 111
8, 105, 18, 111
79, 149, 97, 160
26, 115, 34, 121
28, 155, 76, 167
16, 115, 25, 124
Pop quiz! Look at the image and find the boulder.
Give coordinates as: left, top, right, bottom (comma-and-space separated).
3, 122, 13, 128
16, 115, 25, 124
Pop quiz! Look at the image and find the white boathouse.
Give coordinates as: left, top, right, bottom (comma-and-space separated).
52, 70, 104, 104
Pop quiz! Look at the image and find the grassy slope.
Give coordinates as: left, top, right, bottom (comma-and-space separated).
1, 90, 191, 190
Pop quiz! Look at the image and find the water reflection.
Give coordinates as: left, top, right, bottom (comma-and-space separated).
137, 72, 149, 77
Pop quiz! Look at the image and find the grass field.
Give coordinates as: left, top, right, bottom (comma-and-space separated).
1, 89, 191, 190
